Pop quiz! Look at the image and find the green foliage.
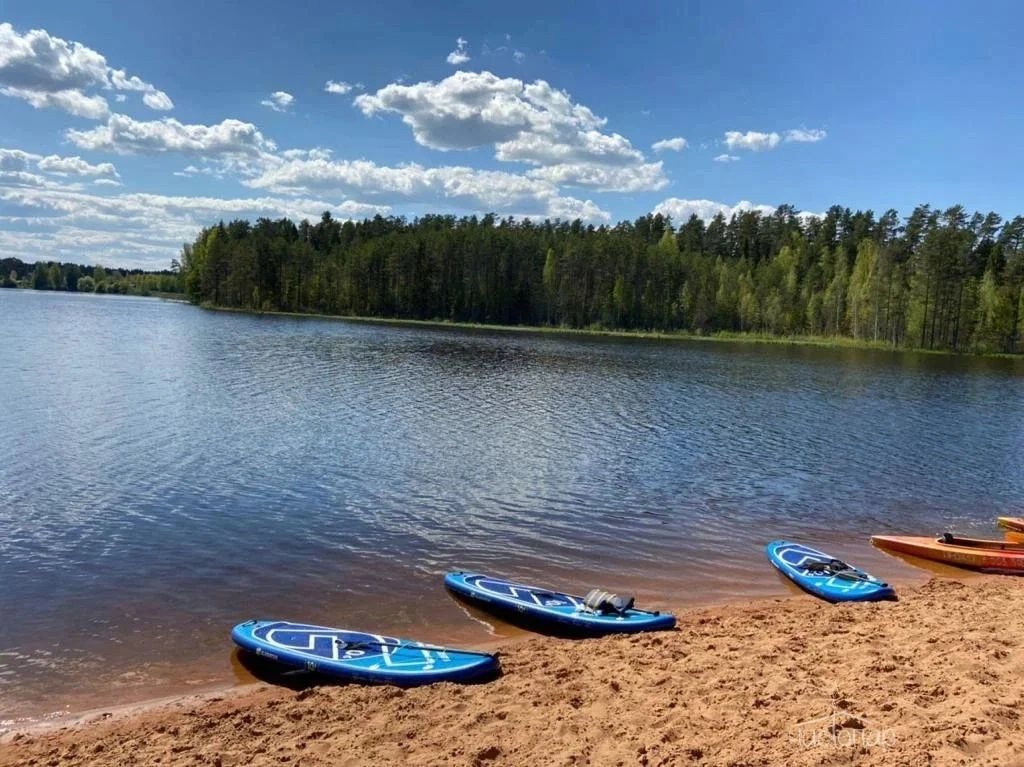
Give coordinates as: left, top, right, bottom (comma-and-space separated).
32, 262, 51, 290
2, 258, 182, 296
165, 206, 1024, 354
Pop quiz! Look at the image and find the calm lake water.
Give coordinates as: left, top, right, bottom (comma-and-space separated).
2, 289, 1024, 721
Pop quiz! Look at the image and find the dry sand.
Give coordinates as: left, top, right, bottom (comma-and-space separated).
3, 575, 1024, 767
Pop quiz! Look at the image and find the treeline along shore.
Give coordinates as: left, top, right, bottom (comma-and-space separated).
1, 257, 181, 296
177, 204, 1024, 355
7, 203, 1024, 354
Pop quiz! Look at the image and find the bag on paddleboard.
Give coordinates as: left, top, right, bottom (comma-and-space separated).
583, 589, 635, 615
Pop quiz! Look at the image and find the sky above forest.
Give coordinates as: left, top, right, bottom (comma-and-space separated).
0, 0, 1021, 269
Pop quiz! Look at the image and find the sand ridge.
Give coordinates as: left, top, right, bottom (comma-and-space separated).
3, 576, 1024, 766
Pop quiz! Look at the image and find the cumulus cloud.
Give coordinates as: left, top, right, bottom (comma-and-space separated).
0, 180, 392, 269
354, 71, 664, 192
244, 156, 609, 221
653, 198, 796, 223
143, 90, 174, 110
173, 164, 223, 179
721, 128, 826, 152
785, 127, 827, 143
446, 37, 470, 66
0, 22, 173, 118
526, 162, 666, 193
723, 131, 781, 152
67, 114, 276, 157
357, 72, 601, 150
261, 91, 294, 112
37, 154, 119, 178
0, 147, 118, 182
0, 148, 40, 171
324, 80, 353, 95
713, 153, 740, 163
651, 137, 687, 153
0, 86, 110, 119
110, 68, 174, 110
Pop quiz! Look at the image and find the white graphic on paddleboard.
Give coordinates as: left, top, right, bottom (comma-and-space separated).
255, 623, 450, 671
466, 575, 579, 608
774, 544, 878, 592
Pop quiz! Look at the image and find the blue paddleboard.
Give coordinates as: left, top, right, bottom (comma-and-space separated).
766, 541, 896, 603
231, 620, 499, 685
444, 571, 676, 635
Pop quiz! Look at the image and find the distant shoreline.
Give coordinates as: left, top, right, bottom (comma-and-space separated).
197, 303, 1021, 359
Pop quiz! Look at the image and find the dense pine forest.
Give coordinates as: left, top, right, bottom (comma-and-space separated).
177, 204, 1024, 354
1, 257, 182, 295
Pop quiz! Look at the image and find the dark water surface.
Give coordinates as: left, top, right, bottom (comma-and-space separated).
2, 290, 1024, 721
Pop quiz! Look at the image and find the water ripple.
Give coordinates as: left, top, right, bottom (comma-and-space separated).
2, 292, 1024, 718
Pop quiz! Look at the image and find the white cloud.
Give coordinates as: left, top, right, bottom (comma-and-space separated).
67, 114, 277, 157
0, 148, 40, 171
143, 90, 174, 110
261, 91, 294, 112
720, 128, 826, 152
0, 85, 110, 119
446, 37, 470, 66
110, 68, 174, 110
173, 164, 223, 179
324, 80, 353, 95
357, 72, 602, 150
354, 71, 663, 191
653, 198, 785, 223
115, 93, 126, 103
513, 50, 525, 64
784, 127, 827, 143
723, 131, 781, 152
494, 129, 643, 167
713, 153, 740, 163
244, 156, 609, 221
0, 23, 172, 118
37, 154, 119, 178
542, 195, 608, 222
280, 147, 333, 161
0, 169, 55, 189
0, 180, 391, 269
651, 137, 687, 153
93, 178, 121, 187
526, 162, 666, 193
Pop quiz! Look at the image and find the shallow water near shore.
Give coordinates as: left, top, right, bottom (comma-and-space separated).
2, 290, 1024, 721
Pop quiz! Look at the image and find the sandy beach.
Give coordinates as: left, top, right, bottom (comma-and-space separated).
3, 574, 1024, 767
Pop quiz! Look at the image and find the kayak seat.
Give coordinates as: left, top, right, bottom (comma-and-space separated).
583, 589, 635, 615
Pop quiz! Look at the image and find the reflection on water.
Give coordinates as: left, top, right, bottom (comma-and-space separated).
1, 290, 1023, 719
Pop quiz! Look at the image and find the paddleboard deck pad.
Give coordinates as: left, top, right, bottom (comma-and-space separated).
766, 541, 896, 603
444, 571, 676, 635
231, 620, 499, 685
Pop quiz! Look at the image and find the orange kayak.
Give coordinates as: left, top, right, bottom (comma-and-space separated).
871, 534, 1024, 572
997, 517, 1024, 533
1005, 531, 1024, 544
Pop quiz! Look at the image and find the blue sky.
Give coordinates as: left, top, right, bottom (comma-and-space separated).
0, 0, 1021, 269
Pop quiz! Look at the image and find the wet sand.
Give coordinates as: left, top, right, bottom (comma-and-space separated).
4, 574, 1024, 767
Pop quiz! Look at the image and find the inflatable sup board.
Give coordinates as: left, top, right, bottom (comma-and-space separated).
231, 620, 499, 685
444, 571, 676, 635
766, 541, 896, 603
